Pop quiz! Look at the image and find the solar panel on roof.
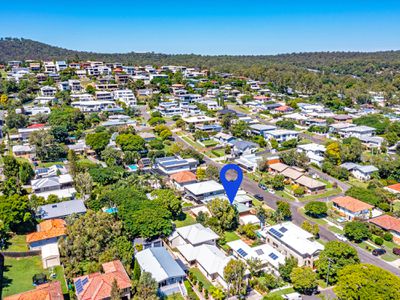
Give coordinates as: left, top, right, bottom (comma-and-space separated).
269, 252, 279, 260
75, 279, 83, 293
255, 249, 264, 255
82, 277, 88, 286
269, 228, 283, 238
279, 227, 288, 233
237, 248, 248, 257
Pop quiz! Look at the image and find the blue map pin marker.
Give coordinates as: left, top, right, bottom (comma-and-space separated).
220, 164, 243, 205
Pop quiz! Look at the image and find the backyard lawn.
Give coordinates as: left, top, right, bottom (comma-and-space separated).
174, 213, 197, 228
224, 231, 240, 242
268, 287, 295, 297
38, 161, 65, 168
299, 188, 342, 202
189, 267, 213, 291
4, 235, 28, 252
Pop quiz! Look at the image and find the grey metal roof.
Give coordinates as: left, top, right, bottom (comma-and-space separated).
37, 199, 86, 220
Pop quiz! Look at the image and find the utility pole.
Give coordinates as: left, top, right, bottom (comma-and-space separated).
326, 258, 334, 286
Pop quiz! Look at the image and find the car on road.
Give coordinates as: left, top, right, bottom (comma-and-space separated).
258, 183, 267, 190
267, 188, 276, 194
254, 194, 264, 201
372, 248, 386, 256
334, 233, 348, 242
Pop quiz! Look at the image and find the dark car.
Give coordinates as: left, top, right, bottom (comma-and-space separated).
254, 194, 264, 201
258, 183, 267, 190
372, 248, 386, 256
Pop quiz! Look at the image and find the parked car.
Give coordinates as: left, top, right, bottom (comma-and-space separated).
267, 188, 276, 194
372, 248, 386, 256
254, 194, 264, 201
258, 183, 267, 190
334, 233, 348, 242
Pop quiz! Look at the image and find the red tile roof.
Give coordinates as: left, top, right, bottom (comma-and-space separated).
4, 281, 63, 300
332, 196, 373, 213
26, 219, 66, 244
170, 171, 197, 183
370, 215, 400, 232
387, 183, 400, 192
74, 260, 131, 300
27, 123, 46, 129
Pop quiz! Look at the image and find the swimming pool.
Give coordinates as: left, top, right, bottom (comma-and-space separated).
104, 207, 118, 214
127, 164, 139, 171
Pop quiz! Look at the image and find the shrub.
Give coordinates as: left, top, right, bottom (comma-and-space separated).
393, 248, 400, 256
383, 232, 393, 242
374, 237, 384, 246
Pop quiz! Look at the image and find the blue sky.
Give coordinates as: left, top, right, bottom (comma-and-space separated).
1, 0, 399, 55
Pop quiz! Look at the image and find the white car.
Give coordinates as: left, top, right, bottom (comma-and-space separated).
334, 233, 348, 242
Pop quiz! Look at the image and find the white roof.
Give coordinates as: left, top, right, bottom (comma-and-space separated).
12, 145, 32, 152
182, 116, 217, 123
239, 214, 260, 225
34, 187, 77, 200
227, 239, 285, 269
177, 244, 233, 277
267, 129, 298, 136
41, 242, 60, 259
259, 222, 323, 256
176, 223, 219, 245
184, 180, 225, 196
58, 174, 73, 185
298, 143, 326, 152
341, 125, 376, 133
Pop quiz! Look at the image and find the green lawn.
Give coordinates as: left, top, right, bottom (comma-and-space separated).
2, 256, 44, 297
299, 188, 342, 202
211, 149, 225, 157
174, 213, 197, 228
275, 190, 296, 201
348, 177, 369, 189
328, 225, 344, 234
4, 235, 28, 252
166, 293, 185, 300
53, 266, 68, 294
202, 140, 218, 147
299, 208, 328, 226
393, 201, 400, 213
224, 231, 240, 242
268, 287, 295, 297
189, 267, 213, 291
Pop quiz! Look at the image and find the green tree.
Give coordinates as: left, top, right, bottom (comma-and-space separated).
116, 133, 146, 152
344, 221, 371, 242
0, 194, 32, 232
151, 189, 182, 218
224, 259, 246, 297
271, 175, 285, 190
290, 267, 318, 295
316, 241, 359, 284
74, 172, 93, 200
279, 256, 298, 282
18, 161, 34, 184
207, 198, 238, 232
67, 149, 78, 176
50, 125, 69, 143
110, 278, 122, 300
101, 146, 123, 166
205, 165, 219, 181
3, 155, 20, 178
304, 201, 328, 217
133, 258, 141, 281
276, 201, 291, 221
334, 264, 400, 300
135, 272, 158, 300
231, 120, 249, 138
86, 131, 111, 154
325, 141, 341, 165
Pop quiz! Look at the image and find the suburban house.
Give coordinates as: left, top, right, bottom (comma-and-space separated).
135, 247, 186, 296
26, 219, 66, 250
73, 260, 132, 300
385, 183, 400, 194
176, 242, 234, 289
250, 124, 277, 137
31, 174, 76, 199
369, 215, 400, 244
295, 175, 326, 194
339, 125, 376, 138
269, 162, 289, 174
264, 130, 299, 143
35, 165, 67, 178
169, 171, 197, 191
169, 223, 219, 248
257, 222, 323, 267
12, 144, 33, 158
235, 153, 263, 172
213, 132, 236, 145
340, 163, 379, 181
232, 140, 258, 156
332, 196, 373, 220
281, 167, 304, 182
183, 180, 226, 203
37, 199, 87, 220
113, 89, 137, 107
154, 156, 198, 175
227, 239, 285, 274
297, 143, 326, 167
4, 281, 63, 300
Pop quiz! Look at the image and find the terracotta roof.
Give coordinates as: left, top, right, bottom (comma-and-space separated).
332, 196, 373, 213
26, 219, 66, 244
170, 171, 197, 183
275, 105, 292, 112
4, 281, 63, 300
27, 123, 46, 129
370, 215, 400, 232
386, 183, 400, 192
74, 260, 131, 300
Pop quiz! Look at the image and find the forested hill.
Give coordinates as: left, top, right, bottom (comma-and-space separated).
1, 37, 400, 75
